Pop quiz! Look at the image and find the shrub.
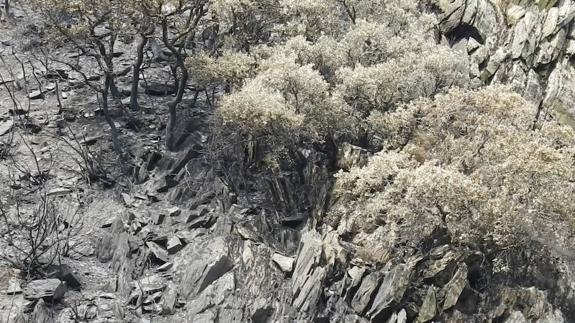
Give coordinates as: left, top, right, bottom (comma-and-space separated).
329, 87, 575, 254
0, 191, 83, 279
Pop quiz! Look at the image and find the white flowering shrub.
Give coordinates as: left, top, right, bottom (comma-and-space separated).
216, 0, 469, 154
329, 87, 575, 254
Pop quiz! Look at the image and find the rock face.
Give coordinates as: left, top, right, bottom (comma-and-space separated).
437, 0, 575, 123
9, 2, 573, 322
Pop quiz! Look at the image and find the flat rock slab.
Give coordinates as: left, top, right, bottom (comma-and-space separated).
28, 90, 44, 100
0, 120, 14, 136
272, 253, 295, 273
24, 279, 66, 301
167, 236, 184, 254
147, 241, 169, 264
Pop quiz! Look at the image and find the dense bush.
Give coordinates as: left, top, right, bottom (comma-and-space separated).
215, 0, 469, 158
329, 87, 575, 255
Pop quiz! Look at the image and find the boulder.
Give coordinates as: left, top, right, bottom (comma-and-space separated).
351, 271, 383, 314
24, 279, 66, 301
175, 236, 232, 299
367, 263, 415, 320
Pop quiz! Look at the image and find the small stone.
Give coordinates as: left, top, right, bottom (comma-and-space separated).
131, 274, 166, 294
0, 120, 14, 136
151, 213, 165, 225
156, 262, 173, 272
272, 253, 295, 273
167, 206, 181, 217
47, 187, 72, 196
121, 193, 134, 206
101, 217, 116, 229
188, 215, 212, 229
28, 90, 44, 100
6, 277, 22, 294
186, 205, 209, 223
147, 241, 169, 264
99, 292, 116, 299
80, 135, 102, 146
167, 236, 183, 254
143, 291, 162, 305
24, 279, 66, 301
161, 282, 178, 315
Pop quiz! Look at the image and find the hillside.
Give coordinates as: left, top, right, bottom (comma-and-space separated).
1, 0, 575, 322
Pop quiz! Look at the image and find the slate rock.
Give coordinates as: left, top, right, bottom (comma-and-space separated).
272, 253, 295, 273
367, 263, 414, 320
167, 236, 184, 254
175, 236, 232, 299
31, 299, 55, 323
24, 279, 66, 301
147, 241, 169, 264
0, 120, 14, 136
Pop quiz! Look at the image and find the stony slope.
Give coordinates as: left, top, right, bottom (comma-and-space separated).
2, 1, 575, 323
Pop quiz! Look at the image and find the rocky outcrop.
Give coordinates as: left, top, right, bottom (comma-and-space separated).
437, 0, 575, 124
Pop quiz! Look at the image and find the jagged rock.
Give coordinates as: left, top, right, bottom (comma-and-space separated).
131, 274, 166, 294
0, 120, 14, 136
293, 267, 325, 311
184, 272, 235, 317
24, 279, 66, 301
292, 231, 323, 294
31, 299, 55, 323
423, 249, 460, 285
505, 311, 528, 323
186, 205, 210, 223
175, 236, 232, 299
147, 241, 169, 264
161, 282, 178, 315
157, 262, 173, 272
143, 291, 162, 305
441, 263, 467, 311
188, 214, 216, 229
507, 5, 526, 25
121, 193, 134, 207
6, 277, 22, 295
417, 286, 437, 323
272, 253, 295, 273
387, 309, 407, 323
192, 310, 217, 323
28, 90, 44, 100
151, 212, 165, 225
167, 206, 181, 217
167, 236, 184, 254
367, 262, 416, 320
351, 271, 383, 314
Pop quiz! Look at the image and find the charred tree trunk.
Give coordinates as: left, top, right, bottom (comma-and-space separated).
94, 34, 121, 152
162, 19, 190, 151
130, 34, 148, 111
102, 74, 121, 153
